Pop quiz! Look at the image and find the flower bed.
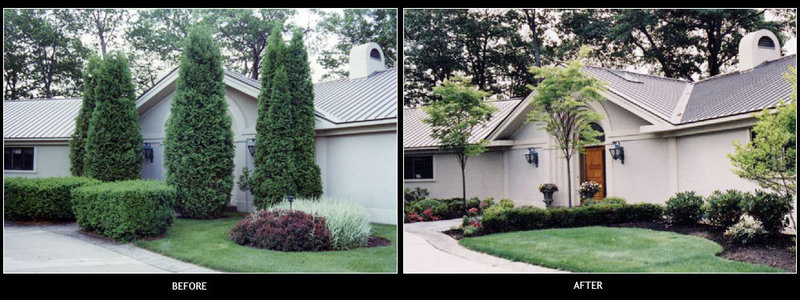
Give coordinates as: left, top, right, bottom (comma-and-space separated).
272, 198, 372, 250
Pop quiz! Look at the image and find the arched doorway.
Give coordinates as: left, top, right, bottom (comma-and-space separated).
580, 122, 606, 204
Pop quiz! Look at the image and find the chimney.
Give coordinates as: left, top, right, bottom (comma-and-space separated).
738, 29, 782, 71
349, 42, 386, 79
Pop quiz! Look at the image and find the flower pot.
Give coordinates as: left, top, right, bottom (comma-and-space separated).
542, 191, 555, 207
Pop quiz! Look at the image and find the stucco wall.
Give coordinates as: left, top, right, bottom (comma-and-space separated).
676, 128, 761, 196
404, 150, 506, 201
3, 144, 71, 178
606, 138, 672, 204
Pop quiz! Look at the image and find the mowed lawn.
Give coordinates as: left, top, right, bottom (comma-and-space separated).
135, 212, 396, 273
459, 226, 783, 272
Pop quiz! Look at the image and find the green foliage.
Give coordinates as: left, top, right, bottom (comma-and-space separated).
481, 203, 664, 234
404, 187, 430, 203
314, 9, 397, 80
724, 217, 768, 245
257, 67, 297, 207
584, 196, 627, 206
741, 191, 793, 234
69, 55, 101, 176
286, 29, 323, 199
163, 27, 234, 219
230, 209, 332, 252
71, 180, 176, 242
498, 198, 515, 209
729, 67, 797, 198
705, 190, 749, 227
273, 198, 371, 250
665, 191, 705, 225
83, 52, 143, 182
4, 176, 100, 221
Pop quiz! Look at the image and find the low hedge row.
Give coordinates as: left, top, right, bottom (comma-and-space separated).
405, 197, 483, 220
72, 180, 176, 242
4, 177, 100, 221
482, 203, 664, 234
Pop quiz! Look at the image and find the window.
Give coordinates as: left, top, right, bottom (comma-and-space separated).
4, 147, 34, 171
404, 156, 433, 180
758, 36, 775, 49
370, 48, 381, 60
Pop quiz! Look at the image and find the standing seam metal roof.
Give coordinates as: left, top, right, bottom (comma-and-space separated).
3, 98, 82, 139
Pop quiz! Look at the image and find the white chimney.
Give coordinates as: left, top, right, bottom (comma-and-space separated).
349, 42, 386, 79
738, 29, 781, 71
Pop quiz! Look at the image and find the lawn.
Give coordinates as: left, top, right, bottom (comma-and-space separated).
135, 212, 396, 272
459, 226, 784, 272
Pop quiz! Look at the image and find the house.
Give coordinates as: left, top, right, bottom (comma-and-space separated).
404, 30, 796, 208
4, 42, 397, 224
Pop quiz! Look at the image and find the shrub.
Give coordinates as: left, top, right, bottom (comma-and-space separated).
69, 56, 102, 176
665, 191, 704, 225
705, 190, 748, 227
742, 191, 793, 234
724, 216, 768, 245
404, 187, 430, 203
4, 177, 100, 221
584, 196, 626, 206
273, 198, 371, 250
230, 209, 332, 251
578, 181, 601, 199
498, 198, 515, 209
481, 203, 664, 234
71, 180, 175, 242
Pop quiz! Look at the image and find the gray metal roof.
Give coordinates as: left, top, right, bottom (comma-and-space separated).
4, 98, 82, 140
225, 68, 398, 124
681, 55, 796, 123
403, 98, 523, 149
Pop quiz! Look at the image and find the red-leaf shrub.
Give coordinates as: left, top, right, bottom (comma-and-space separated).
230, 209, 332, 251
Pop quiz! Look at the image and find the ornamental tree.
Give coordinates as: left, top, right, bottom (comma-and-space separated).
163, 27, 234, 218
83, 52, 142, 181
69, 55, 101, 176
423, 76, 497, 211
286, 29, 323, 199
526, 47, 606, 208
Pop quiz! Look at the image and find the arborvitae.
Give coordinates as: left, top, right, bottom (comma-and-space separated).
286, 30, 322, 199
83, 52, 143, 181
257, 67, 297, 206
163, 27, 234, 219
252, 25, 287, 208
69, 56, 101, 176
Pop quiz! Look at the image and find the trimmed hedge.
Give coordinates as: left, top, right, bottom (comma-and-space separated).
4, 177, 100, 221
665, 191, 704, 225
482, 203, 664, 234
72, 180, 176, 242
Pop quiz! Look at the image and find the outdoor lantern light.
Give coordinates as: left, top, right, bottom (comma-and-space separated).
247, 138, 255, 156
142, 143, 154, 163
524, 147, 539, 167
287, 195, 295, 211
609, 141, 625, 164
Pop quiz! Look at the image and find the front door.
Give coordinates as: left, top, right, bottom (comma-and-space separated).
581, 146, 606, 204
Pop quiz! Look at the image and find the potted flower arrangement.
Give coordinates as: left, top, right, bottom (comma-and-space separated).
538, 183, 558, 207
579, 181, 601, 201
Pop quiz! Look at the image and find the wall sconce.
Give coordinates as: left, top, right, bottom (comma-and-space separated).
247, 138, 255, 156
609, 141, 624, 164
142, 143, 154, 163
524, 147, 539, 167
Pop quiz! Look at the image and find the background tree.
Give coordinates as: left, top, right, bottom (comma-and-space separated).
163, 27, 234, 219
286, 29, 323, 198
75, 9, 129, 58
314, 9, 397, 80
83, 52, 142, 181
729, 66, 797, 198
423, 76, 497, 211
526, 48, 606, 208
69, 55, 101, 176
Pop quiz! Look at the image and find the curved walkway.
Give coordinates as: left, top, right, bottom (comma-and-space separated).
3, 223, 217, 273
403, 219, 566, 273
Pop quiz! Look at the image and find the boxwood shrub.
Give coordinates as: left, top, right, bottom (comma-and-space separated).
705, 190, 748, 227
665, 191, 704, 225
71, 180, 176, 242
742, 191, 793, 234
4, 176, 100, 221
481, 203, 664, 234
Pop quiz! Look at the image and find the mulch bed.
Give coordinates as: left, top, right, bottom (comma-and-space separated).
608, 221, 795, 272
366, 235, 392, 248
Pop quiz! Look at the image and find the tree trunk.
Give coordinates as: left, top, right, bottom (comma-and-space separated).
566, 156, 572, 208
461, 155, 467, 214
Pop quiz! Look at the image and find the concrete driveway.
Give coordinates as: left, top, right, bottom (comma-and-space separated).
3, 223, 216, 273
403, 219, 566, 273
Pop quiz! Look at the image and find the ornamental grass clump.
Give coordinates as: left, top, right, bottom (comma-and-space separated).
273, 198, 371, 250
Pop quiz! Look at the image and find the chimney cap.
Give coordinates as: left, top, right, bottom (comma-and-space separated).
349, 42, 386, 79
738, 29, 782, 71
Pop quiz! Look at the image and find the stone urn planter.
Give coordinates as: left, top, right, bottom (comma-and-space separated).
538, 183, 558, 208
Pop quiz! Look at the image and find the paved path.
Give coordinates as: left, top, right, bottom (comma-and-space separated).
403, 219, 566, 273
3, 223, 217, 273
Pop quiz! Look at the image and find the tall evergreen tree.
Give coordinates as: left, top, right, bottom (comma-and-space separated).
258, 67, 297, 206
69, 55, 101, 176
164, 27, 234, 219
251, 25, 286, 208
83, 52, 142, 181
286, 29, 323, 199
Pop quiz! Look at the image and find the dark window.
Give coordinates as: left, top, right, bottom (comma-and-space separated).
404, 156, 433, 179
750, 127, 757, 141
4, 147, 34, 170
370, 48, 381, 60
758, 36, 775, 49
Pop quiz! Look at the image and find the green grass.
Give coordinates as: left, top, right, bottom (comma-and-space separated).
459, 226, 784, 272
135, 212, 396, 272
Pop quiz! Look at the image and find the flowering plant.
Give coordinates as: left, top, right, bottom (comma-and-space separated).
578, 181, 601, 198
539, 183, 558, 193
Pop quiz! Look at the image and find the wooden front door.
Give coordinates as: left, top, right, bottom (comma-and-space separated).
582, 146, 606, 204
